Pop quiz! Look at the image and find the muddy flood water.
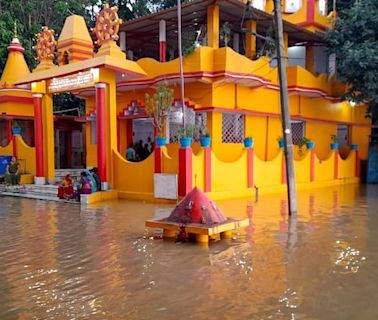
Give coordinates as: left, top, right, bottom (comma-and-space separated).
0, 184, 378, 320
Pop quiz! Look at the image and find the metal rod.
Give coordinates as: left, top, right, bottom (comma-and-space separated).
177, 0, 186, 127
273, 0, 297, 216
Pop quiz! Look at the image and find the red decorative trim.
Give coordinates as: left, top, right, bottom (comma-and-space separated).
154, 147, 162, 173
159, 41, 166, 63
0, 114, 33, 120
96, 85, 107, 182
334, 151, 339, 179
355, 150, 359, 178
247, 148, 254, 188
178, 147, 193, 197
204, 147, 211, 192
117, 70, 271, 87
0, 96, 33, 104
57, 40, 94, 50
310, 149, 315, 182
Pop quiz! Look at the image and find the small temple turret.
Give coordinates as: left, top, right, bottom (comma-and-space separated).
57, 15, 94, 65
0, 24, 30, 88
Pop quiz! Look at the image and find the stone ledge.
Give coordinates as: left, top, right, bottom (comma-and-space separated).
80, 190, 118, 205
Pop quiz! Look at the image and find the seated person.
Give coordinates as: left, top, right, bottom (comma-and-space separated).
78, 171, 93, 196
85, 169, 97, 193
90, 167, 101, 191
4, 156, 20, 185
57, 174, 74, 200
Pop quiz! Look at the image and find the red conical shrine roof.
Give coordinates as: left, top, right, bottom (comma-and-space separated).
168, 187, 228, 225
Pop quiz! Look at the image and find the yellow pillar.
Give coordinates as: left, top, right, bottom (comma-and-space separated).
306, 46, 315, 73
99, 68, 117, 189
207, 5, 219, 49
207, 111, 222, 149
245, 20, 257, 59
42, 94, 55, 182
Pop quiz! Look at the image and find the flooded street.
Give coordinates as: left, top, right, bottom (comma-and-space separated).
1, 184, 378, 320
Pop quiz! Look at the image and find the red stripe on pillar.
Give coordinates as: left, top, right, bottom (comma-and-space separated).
282, 155, 287, 184
310, 149, 315, 182
12, 135, 17, 158
159, 41, 166, 62
7, 120, 12, 144
33, 94, 44, 177
96, 84, 107, 182
204, 147, 211, 192
178, 147, 193, 197
355, 150, 359, 177
334, 151, 339, 179
247, 148, 254, 188
154, 147, 162, 173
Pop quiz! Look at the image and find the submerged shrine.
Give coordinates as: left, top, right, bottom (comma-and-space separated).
0, 0, 372, 203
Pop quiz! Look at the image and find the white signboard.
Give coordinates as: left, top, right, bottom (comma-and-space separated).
48, 71, 94, 93
154, 173, 178, 200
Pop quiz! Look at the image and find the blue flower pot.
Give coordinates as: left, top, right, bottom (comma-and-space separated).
351, 144, 359, 151
200, 137, 211, 147
306, 141, 315, 149
156, 136, 167, 147
180, 137, 192, 148
12, 127, 21, 135
278, 139, 285, 148
330, 143, 339, 150
243, 138, 254, 148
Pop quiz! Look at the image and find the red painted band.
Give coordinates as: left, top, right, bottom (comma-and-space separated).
248, 148, 254, 188
334, 151, 339, 179
307, 0, 315, 23
0, 96, 33, 104
154, 147, 162, 173
159, 41, 166, 63
96, 85, 107, 182
310, 149, 315, 182
178, 147, 193, 197
282, 155, 287, 184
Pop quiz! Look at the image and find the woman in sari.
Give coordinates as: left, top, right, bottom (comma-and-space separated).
57, 174, 74, 200
78, 171, 92, 197
5, 157, 20, 185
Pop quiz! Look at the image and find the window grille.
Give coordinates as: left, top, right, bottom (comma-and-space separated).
168, 106, 202, 143
291, 120, 305, 145
222, 113, 244, 143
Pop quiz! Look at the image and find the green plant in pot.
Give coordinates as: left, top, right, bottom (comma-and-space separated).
177, 124, 195, 148
199, 126, 211, 147
330, 134, 339, 150
145, 81, 174, 147
298, 137, 314, 154
12, 122, 22, 135
220, 22, 231, 47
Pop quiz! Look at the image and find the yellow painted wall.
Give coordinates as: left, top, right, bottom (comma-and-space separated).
192, 149, 205, 191
16, 135, 36, 175
0, 141, 13, 155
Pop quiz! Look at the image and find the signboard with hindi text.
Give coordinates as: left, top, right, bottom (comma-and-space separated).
48, 71, 94, 93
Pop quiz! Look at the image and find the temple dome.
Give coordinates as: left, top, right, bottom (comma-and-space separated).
0, 36, 30, 88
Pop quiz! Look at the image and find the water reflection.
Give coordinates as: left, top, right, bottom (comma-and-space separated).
0, 185, 377, 319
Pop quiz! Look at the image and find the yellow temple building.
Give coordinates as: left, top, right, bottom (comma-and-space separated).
0, 0, 372, 202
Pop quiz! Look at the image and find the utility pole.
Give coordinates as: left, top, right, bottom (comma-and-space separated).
273, 0, 297, 216
177, 0, 186, 127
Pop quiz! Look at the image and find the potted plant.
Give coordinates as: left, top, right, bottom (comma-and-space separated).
12, 122, 22, 135
199, 126, 211, 147
277, 136, 285, 148
351, 144, 359, 151
298, 137, 314, 154
178, 124, 194, 148
243, 136, 254, 148
330, 134, 339, 150
220, 22, 231, 47
145, 81, 174, 147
